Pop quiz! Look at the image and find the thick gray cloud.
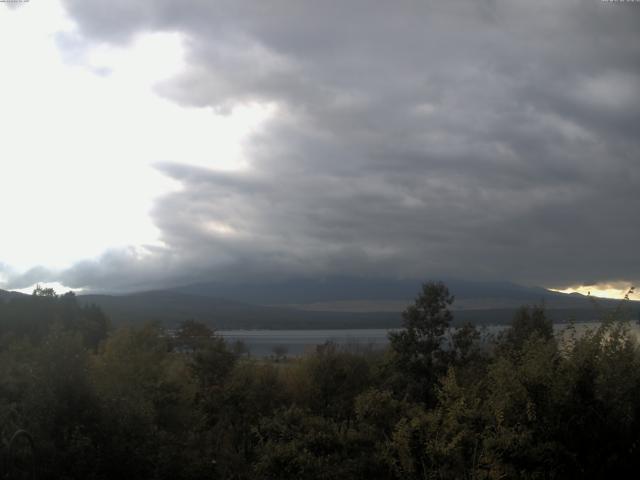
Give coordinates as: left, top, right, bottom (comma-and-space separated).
12, 0, 639, 292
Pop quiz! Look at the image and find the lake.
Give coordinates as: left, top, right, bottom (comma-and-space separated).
220, 322, 640, 357
219, 329, 392, 357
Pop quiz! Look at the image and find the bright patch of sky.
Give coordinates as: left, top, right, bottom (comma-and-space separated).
0, 1, 272, 277
551, 284, 638, 301
13, 281, 81, 296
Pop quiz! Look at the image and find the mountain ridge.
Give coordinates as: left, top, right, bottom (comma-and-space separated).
84, 278, 640, 328
3, 279, 637, 329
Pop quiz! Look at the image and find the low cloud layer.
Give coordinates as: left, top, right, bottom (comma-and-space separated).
5, 0, 640, 292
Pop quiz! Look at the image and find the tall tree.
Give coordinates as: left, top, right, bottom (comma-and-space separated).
388, 281, 454, 404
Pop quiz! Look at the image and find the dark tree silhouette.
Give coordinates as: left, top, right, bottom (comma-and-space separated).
388, 281, 454, 404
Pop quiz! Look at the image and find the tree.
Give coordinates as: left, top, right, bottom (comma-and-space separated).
232, 339, 249, 357
91, 323, 201, 479
290, 342, 372, 421
500, 304, 553, 352
388, 281, 454, 404
173, 319, 215, 352
32, 285, 57, 298
272, 344, 288, 361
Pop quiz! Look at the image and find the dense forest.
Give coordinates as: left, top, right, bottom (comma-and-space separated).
1, 282, 639, 479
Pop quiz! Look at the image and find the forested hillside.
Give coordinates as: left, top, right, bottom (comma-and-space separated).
1, 282, 640, 478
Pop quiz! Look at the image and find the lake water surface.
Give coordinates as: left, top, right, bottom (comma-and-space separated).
220, 322, 640, 357
220, 329, 392, 357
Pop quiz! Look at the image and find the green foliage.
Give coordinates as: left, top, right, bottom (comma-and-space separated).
289, 342, 372, 421
387, 281, 455, 404
391, 281, 454, 354
499, 304, 553, 352
185, 327, 237, 392
90, 323, 201, 479
2, 281, 640, 478
27, 328, 101, 479
255, 406, 387, 480
0, 289, 109, 349
203, 363, 286, 479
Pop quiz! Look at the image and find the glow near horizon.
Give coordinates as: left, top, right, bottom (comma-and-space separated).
551, 285, 638, 301
0, 1, 273, 281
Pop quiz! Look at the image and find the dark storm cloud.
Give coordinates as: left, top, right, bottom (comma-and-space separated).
18, 0, 638, 291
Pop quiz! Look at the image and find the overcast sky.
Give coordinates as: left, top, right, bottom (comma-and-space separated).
1, 0, 639, 297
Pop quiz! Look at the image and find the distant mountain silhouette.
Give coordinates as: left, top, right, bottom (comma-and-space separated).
0, 289, 27, 301
77, 289, 400, 329
4, 279, 638, 330
81, 278, 640, 329
173, 277, 620, 311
